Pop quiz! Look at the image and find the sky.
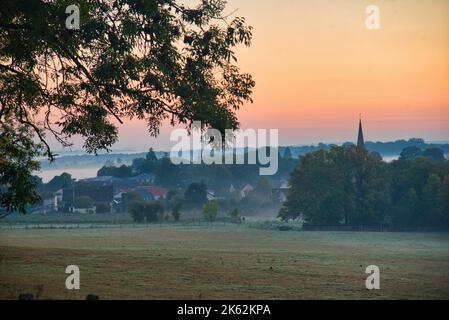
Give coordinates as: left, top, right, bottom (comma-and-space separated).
54, 0, 449, 151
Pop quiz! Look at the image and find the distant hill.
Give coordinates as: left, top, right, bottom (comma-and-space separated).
279, 138, 449, 158
40, 151, 167, 169
40, 138, 448, 169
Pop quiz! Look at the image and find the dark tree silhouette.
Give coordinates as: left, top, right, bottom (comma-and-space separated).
0, 0, 254, 214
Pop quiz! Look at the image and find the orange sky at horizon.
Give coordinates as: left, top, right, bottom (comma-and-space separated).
233, 0, 449, 142
49, 0, 449, 151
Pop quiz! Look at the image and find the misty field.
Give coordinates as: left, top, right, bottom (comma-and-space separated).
1, 225, 449, 299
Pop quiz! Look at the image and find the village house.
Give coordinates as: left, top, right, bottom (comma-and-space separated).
240, 184, 254, 198
128, 186, 169, 202
272, 180, 290, 203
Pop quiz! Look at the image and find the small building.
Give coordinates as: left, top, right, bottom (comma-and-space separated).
54, 189, 64, 202
113, 190, 125, 202
42, 196, 58, 212
272, 181, 290, 203
207, 190, 216, 201
240, 184, 254, 198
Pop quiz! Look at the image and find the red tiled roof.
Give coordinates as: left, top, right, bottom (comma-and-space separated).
131, 185, 169, 197
147, 186, 169, 197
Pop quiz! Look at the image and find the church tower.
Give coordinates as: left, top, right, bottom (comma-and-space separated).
357, 116, 365, 149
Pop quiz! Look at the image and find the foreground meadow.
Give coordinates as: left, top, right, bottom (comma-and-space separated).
1, 225, 448, 299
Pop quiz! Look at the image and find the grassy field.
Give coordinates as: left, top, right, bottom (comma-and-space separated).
1, 224, 448, 299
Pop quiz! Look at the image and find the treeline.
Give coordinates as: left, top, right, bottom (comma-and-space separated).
127, 190, 236, 225
280, 138, 449, 158
279, 145, 449, 228
125, 176, 276, 224
97, 148, 298, 192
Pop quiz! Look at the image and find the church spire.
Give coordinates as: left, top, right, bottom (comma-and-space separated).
357, 115, 365, 148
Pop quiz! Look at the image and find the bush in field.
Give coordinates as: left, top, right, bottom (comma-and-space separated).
192, 208, 199, 223
203, 201, 219, 223
228, 208, 241, 223
129, 201, 164, 223
154, 202, 166, 223
185, 181, 208, 208
170, 197, 183, 222
95, 202, 111, 214
438, 175, 449, 223
122, 192, 144, 212
129, 201, 146, 223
